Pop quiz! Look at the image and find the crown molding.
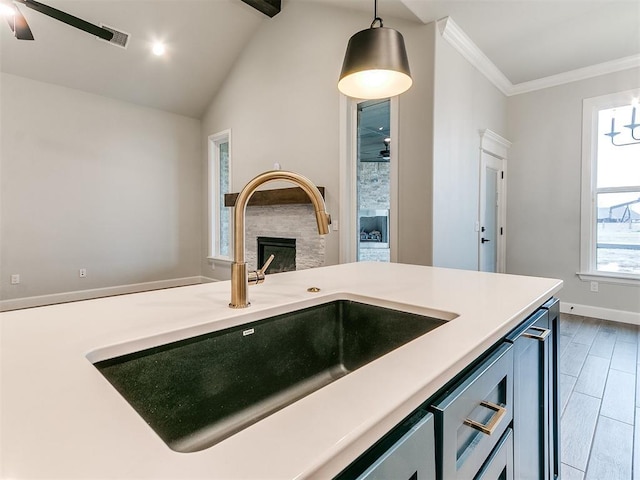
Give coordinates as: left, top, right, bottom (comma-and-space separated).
437, 17, 512, 96
437, 16, 640, 97
509, 54, 640, 95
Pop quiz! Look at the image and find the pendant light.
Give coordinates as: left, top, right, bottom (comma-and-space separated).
338, 0, 412, 99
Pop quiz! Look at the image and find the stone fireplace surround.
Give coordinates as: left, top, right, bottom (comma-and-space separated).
245, 205, 325, 271
224, 187, 326, 272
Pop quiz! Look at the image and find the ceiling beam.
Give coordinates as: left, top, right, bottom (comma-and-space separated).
240, 0, 280, 17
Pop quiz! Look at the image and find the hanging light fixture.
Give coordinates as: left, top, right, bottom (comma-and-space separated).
604, 101, 640, 147
338, 0, 412, 99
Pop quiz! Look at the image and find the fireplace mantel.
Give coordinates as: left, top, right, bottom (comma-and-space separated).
224, 186, 325, 208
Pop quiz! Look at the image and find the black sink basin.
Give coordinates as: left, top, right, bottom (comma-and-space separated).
94, 300, 447, 452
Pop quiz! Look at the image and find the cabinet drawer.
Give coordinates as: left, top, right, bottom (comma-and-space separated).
356, 411, 436, 480
475, 428, 514, 480
430, 342, 513, 480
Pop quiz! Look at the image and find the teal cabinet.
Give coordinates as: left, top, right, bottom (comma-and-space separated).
430, 342, 514, 480
335, 299, 559, 480
356, 412, 436, 480
336, 409, 436, 480
475, 428, 514, 480
507, 309, 550, 479
506, 298, 560, 480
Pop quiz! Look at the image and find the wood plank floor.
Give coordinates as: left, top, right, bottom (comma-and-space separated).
560, 313, 640, 480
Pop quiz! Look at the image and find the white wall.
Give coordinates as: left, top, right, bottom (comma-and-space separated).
201, 2, 436, 277
432, 28, 508, 270
507, 68, 640, 318
0, 73, 203, 304
396, 22, 436, 267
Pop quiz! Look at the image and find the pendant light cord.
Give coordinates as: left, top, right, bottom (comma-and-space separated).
370, 0, 383, 28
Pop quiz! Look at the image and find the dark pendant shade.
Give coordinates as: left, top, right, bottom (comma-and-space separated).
338, 26, 412, 99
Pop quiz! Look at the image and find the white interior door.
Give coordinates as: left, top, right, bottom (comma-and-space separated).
479, 152, 504, 272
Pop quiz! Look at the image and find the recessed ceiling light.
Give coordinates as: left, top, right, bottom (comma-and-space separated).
152, 42, 165, 56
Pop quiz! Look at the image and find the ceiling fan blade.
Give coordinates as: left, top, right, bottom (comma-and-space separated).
15, 0, 113, 41
12, 6, 35, 40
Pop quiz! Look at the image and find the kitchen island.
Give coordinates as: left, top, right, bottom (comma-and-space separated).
0, 262, 562, 479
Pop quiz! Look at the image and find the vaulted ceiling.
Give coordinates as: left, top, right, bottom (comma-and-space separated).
0, 0, 265, 117
1, 0, 638, 118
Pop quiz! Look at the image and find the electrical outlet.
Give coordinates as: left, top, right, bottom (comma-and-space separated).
590, 281, 599, 292
10, 274, 20, 285
79, 268, 87, 278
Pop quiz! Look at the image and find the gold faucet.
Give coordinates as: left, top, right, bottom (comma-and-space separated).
229, 170, 331, 308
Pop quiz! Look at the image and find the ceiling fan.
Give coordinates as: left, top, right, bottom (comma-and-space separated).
379, 137, 391, 160
3, 0, 113, 41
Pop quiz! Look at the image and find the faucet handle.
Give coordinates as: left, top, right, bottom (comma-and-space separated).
259, 254, 275, 275
248, 254, 275, 285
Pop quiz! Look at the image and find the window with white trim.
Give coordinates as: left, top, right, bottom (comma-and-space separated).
580, 90, 640, 282
209, 130, 231, 259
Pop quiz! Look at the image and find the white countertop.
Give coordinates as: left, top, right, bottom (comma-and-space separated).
0, 262, 562, 479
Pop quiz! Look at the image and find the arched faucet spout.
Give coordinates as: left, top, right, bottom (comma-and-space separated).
229, 170, 331, 308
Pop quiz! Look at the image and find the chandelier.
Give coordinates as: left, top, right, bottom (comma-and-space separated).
604, 104, 640, 146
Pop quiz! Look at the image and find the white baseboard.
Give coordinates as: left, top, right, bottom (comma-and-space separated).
0, 276, 214, 312
560, 302, 640, 325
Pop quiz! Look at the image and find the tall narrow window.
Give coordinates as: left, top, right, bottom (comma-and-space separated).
209, 130, 231, 259
580, 90, 640, 282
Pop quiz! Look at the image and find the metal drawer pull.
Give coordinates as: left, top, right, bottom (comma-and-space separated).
463, 401, 507, 435
522, 326, 551, 341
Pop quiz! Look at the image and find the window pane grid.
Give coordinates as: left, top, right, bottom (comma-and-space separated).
210, 132, 231, 260
596, 105, 640, 189
218, 141, 230, 258
593, 101, 640, 276
595, 191, 640, 275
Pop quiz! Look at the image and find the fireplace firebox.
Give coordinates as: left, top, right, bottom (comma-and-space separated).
359, 209, 389, 249
257, 237, 296, 273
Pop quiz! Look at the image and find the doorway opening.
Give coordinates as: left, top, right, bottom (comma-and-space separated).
357, 99, 391, 262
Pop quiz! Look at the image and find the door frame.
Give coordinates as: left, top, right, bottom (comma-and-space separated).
478, 129, 511, 273
339, 95, 399, 264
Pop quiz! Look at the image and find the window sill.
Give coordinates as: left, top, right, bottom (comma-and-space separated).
577, 271, 640, 286
208, 256, 233, 267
